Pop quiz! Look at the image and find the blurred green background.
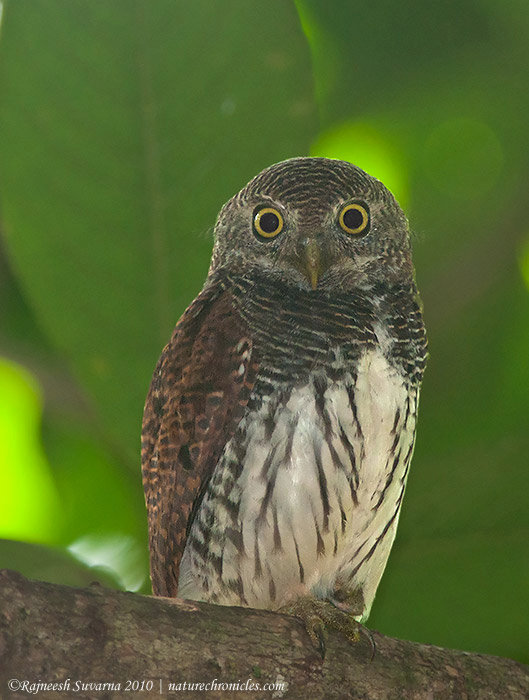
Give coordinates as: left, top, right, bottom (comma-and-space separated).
0, 0, 527, 664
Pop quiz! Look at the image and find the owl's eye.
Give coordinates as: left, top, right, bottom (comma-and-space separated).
339, 203, 370, 235
253, 207, 284, 240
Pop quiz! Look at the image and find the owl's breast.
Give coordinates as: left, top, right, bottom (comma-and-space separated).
178, 346, 418, 615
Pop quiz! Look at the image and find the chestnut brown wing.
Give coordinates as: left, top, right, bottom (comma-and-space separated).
141, 284, 258, 596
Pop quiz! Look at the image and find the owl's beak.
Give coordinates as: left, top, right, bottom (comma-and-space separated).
303, 238, 323, 290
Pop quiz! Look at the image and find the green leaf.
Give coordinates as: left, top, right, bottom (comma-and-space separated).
0, 0, 317, 463
0, 355, 149, 588
0, 539, 121, 589
0, 358, 63, 543
42, 415, 150, 590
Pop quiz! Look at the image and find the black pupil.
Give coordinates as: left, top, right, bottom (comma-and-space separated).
259, 211, 280, 234
343, 207, 364, 230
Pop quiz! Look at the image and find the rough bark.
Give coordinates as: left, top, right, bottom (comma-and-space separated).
0, 569, 527, 699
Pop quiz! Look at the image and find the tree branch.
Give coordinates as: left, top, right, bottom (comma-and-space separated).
1, 570, 527, 699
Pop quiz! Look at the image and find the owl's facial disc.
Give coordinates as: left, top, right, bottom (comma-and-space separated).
210, 158, 412, 291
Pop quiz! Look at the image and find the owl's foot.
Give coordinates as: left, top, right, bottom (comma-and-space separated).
279, 596, 374, 660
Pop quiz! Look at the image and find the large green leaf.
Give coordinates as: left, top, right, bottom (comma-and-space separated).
0, 0, 317, 463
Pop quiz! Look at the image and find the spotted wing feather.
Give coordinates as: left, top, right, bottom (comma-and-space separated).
141, 284, 258, 596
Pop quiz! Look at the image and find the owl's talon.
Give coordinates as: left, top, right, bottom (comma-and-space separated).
280, 596, 372, 660
280, 597, 328, 658
366, 627, 377, 662
311, 619, 327, 659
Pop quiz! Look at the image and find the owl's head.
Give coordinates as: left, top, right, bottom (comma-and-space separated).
210, 157, 414, 292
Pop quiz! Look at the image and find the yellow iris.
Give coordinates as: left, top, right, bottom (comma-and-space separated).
339, 203, 370, 235
253, 207, 284, 239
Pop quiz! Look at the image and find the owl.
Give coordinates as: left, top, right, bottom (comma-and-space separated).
142, 157, 427, 648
